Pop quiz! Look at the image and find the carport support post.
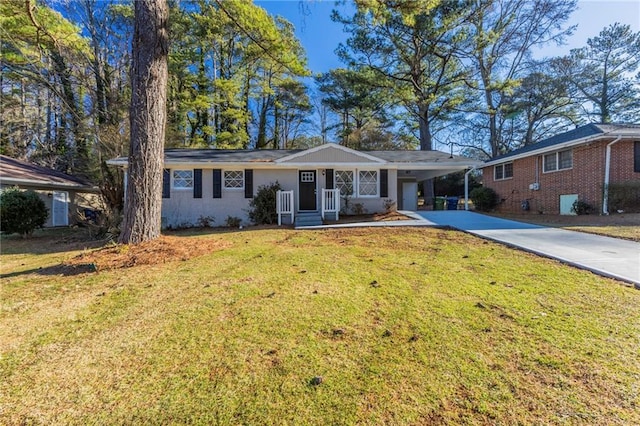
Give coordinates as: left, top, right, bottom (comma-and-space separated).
464, 166, 475, 211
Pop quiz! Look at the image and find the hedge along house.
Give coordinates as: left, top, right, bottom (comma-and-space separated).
0, 155, 101, 227
108, 143, 481, 227
481, 123, 640, 215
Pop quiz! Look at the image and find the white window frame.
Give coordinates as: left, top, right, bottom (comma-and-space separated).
172, 169, 193, 190
543, 149, 573, 173
494, 162, 513, 181
357, 169, 379, 198
300, 171, 315, 183
335, 170, 354, 196
223, 170, 245, 190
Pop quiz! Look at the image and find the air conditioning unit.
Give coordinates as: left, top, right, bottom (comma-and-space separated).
529, 183, 540, 191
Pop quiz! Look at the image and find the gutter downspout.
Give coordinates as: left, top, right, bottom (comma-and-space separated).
602, 136, 622, 215
464, 166, 476, 211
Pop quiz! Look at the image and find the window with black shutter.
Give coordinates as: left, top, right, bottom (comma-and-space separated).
380, 169, 388, 198
635, 141, 640, 173
193, 169, 202, 198
162, 169, 170, 198
244, 169, 253, 198
325, 169, 334, 189
212, 169, 222, 198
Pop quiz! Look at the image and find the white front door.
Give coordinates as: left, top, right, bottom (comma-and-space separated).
402, 182, 418, 210
52, 191, 69, 226
559, 194, 578, 215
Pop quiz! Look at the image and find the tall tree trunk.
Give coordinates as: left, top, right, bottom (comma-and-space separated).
256, 96, 269, 149
119, 0, 169, 244
273, 103, 279, 149
418, 105, 434, 205
418, 105, 432, 151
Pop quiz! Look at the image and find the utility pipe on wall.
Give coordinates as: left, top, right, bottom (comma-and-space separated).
464, 166, 476, 210
602, 135, 622, 215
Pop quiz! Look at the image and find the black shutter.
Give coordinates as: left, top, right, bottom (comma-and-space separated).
212, 169, 222, 198
193, 169, 202, 198
162, 169, 170, 198
635, 141, 640, 173
326, 169, 334, 189
380, 169, 388, 197
244, 169, 253, 198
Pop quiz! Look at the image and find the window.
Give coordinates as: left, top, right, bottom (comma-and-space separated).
172, 170, 193, 189
300, 171, 315, 183
224, 170, 244, 189
543, 149, 572, 173
358, 170, 378, 197
634, 141, 640, 173
494, 162, 513, 180
335, 170, 354, 195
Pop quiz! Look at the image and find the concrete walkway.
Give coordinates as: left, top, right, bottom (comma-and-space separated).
417, 211, 640, 287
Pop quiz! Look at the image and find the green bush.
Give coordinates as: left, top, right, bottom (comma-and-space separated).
225, 216, 242, 228
248, 182, 282, 225
571, 199, 593, 215
469, 187, 499, 212
0, 188, 49, 236
607, 181, 640, 213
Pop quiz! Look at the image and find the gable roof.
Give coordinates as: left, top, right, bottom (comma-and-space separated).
0, 155, 97, 190
484, 123, 640, 167
108, 143, 482, 169
275, 143, 386, 164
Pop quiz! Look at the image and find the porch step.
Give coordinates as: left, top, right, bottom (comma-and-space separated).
294, 212, 323, 228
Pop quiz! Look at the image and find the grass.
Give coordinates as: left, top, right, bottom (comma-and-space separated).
1, 227, 639, 425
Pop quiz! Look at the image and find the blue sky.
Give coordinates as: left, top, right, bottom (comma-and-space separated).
255, 0, 640, 74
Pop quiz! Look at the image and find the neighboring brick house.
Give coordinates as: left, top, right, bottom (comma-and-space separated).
481, 123, 640, 215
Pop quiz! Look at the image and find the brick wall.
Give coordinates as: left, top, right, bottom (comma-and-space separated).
482, 139, 639, 215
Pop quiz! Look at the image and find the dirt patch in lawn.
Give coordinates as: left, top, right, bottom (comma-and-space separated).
66, 235, 229, 271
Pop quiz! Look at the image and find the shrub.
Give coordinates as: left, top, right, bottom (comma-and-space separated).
0, 188, 49, 236
571, 199, 593, 215
351, 203, 366, 215
197, 215, 215, 228
79, 207, 121, 241
225, 216, 242, 228
383, 199, 396, 213
469, 187, 499, 212
248, 182, 282, 224
607, 181, 640, 213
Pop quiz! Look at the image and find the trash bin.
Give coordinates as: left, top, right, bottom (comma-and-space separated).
446, 197, 459, 210
434, 197, 445, 210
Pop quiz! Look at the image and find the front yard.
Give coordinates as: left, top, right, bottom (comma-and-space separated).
1, 227, 639, 424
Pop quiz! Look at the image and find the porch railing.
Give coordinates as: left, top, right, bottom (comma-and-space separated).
321, 188, 340, 221
276, 190, 294, 226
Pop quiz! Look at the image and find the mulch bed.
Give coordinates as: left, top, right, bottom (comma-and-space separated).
66, 235, 229, 271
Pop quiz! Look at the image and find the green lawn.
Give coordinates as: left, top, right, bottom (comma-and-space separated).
1, 227, 639, 425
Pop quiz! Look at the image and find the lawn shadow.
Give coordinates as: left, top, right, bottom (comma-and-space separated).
1, 263, 97, 279
1, 228, 107, 256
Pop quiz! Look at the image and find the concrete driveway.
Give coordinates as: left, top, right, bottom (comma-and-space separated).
416, 211, 640, 287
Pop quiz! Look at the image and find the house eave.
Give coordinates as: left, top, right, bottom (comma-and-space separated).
0, 177, 99, 192
107, 159, 481, 170
482, 133, 633, 168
